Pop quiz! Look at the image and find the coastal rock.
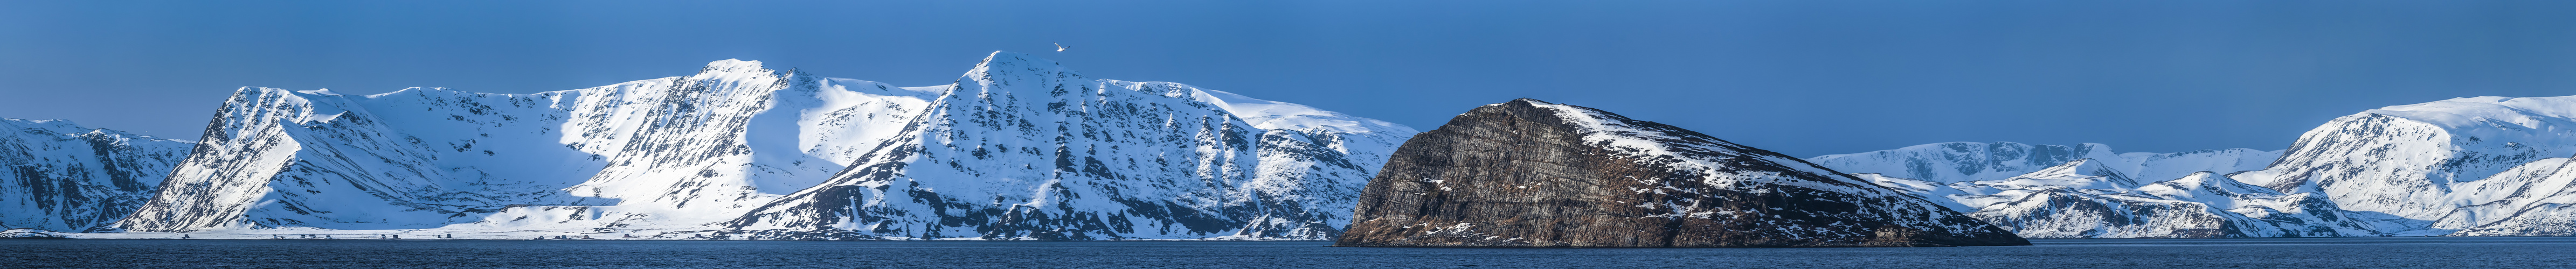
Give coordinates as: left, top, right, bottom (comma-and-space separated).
1334, 99, 2027, 247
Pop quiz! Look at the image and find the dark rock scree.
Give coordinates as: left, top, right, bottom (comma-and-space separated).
1334, 99, 2028, 247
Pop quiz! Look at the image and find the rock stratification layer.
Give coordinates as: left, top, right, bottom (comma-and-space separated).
1334, 99, 2027, 247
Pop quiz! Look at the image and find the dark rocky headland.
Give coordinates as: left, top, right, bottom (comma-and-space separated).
1334, 99, 2029, 247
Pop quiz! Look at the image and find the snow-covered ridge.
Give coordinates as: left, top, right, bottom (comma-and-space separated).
1517, 99, 1895, 197
99, 51, 1412, 240
2366, 96, 2576, 130
1810, 141, 2279, 186
1185, 88, 1410, 136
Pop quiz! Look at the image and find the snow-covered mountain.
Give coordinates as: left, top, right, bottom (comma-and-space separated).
719, 53, 1412, 240
1825, 95, 2576, 238
0, 119, 193, 231
109, 52, 1413, 240
116, 60, 934, 233
2233, 96, 2576, 236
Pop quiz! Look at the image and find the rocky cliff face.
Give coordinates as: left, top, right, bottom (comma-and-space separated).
1335, 99, 2026, 247
0, 119, 193, 231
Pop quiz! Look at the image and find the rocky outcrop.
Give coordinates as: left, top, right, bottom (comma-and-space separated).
1334, 99, 2027, 247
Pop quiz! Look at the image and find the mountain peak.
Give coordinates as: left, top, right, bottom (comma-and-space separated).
955, 51, 1077, 97
700, 59, 770, 74
968, 51, 1068, 76
2366, 94, 2576, 128
295, 88, 343, 96
980, 51, 1050, 63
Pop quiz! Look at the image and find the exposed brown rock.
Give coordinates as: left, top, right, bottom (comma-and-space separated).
1334, 99, 2028, 247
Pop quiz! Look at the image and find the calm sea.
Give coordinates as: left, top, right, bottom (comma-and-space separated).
6, 237, 2572, 268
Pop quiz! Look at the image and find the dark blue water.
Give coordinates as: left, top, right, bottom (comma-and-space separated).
7, 237, 2573, 268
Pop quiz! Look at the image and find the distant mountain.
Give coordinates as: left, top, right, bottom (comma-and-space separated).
1809, 141, 2279, 186
1861, 162, 2381, 238
109, 52, 1414, 240
0, 119, 192, 231
2235, 96, 2576, 236
1336, 99, 2025, 247
1813, 142, 2370, 238
1822, 95, 2576, 238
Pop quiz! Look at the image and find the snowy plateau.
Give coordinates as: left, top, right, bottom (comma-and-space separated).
1813, 96, 2576, 238
18, 52, 1417, 240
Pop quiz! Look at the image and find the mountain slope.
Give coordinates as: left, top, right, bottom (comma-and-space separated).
2429, 157, 2576, 236
0, 119, 192, 231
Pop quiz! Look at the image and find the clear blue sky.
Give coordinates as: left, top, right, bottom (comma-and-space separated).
5, 0, 2574, 157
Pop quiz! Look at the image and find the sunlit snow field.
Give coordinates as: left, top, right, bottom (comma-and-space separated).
7, 237, 2572, 268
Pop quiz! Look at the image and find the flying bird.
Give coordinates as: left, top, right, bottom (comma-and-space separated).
1054, 43, 1069, 52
